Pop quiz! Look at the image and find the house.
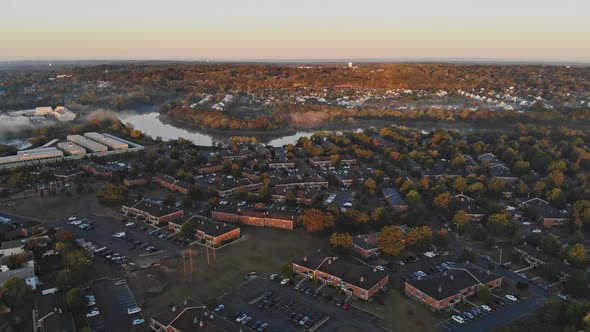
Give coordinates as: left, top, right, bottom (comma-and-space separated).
168, 216, 240, 247
122, 199, 184, 225
79, 161, 113, 178
150, 299, 239, 332
0, 240, 25, 256
515, 197, 570, 228
490, 164, 517, 181
478, 153, 502, 166
382, 188, 409, 212
352, 233, 381, 260
454, 194, 487, 221
404, 267, 502, 311
152, 174, 190, 195
292, 256, 388, 300
34, 293, 76, 332
514, 245, 575, 281
123, 176, 148, 187
0, 265, 39, 290
212, 205, 299, 230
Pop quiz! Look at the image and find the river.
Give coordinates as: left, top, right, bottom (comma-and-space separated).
117, 112, 336, 147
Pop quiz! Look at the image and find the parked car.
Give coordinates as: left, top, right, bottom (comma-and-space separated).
127, 306, 141, 314
463, 311, 475, 320
481, 304, 492, 312
375, 265, 385, 272
342, 301, 350, 310
257, 322, 268, 331
241, 316, 253, 325
452, 315, 465, 324
269, 273, 279, 280
235, 314, 247, 323
86, 308, 100, 318
505, 294, 518, 302
132, 318, 145, 325
214, 304, 225, 312
280, 278, 290, 286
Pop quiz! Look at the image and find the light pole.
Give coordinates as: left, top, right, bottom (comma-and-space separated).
498, 248, 502, 265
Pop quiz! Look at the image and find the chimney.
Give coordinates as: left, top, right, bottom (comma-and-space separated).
438, 284, 442, 293
328, 259, 332, 265
373, 267, 377, 273
303, 257, 307, 262
172, 306, 176, 312
450, 274, 454, 281
360, 275, 364, 283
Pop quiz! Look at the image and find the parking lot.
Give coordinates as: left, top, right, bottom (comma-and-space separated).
212, 276, 383, 332
55, 214, 188, 267
87, 278, 144, 332
436, 295, 545, 332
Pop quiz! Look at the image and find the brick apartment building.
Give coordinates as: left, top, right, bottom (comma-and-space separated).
151, 299, 239, 332
212, 205, 299, 230
152, 174, 190, 195
168, 216, 240, 247
404, 267, 502, 311
122, 199, 184, 225
79, 161, 113, 178
292, 256, 388, 300
351, 233, 380, 260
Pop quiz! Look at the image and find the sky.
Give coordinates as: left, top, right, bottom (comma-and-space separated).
1, 0, 589, 62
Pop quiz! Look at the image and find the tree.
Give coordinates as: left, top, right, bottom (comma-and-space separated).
565, 271, 590, 298
56, 269, 74, 291
96, 184, 125, 205
488, 178, 505, 194
405, 226, 433, 250
179, 221, 195, 240
64, 250, 91, 272
130, 129, 142, 138
452, 177, 469, 193
330, 233, 353, 249
8, 171, 28, 190
486, 213, 511, 236
364, 178, 377, 193
546, 188, 566, 209
540, 234, 561, 256
405, 190, 422, 208
301, 209, 335, 232
345, 209, 370, 223
548, 170, 564, 188
452, 210, 470, 228
5, 254, 27, 270
476, 286, 493, 304
3, 277, 32, 309
376, 226, 405, 256
567, 243, 588, 267
433, 192, 452, 210
65, 288, 87, 311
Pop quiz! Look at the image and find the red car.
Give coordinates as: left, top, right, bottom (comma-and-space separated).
342, 301, 350, 310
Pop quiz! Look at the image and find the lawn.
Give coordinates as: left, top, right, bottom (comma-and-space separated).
355, 291, 443, 332
130, 226, 333, 317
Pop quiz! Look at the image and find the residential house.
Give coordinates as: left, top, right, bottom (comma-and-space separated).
455, 194, 487, 221
382, 188, 409, 212
352, 233, 381, 260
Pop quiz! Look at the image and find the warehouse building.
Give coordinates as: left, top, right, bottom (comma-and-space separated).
83, 132, 128, 150
66, 135, 108, 153
0, 148, 64, 169
57, 142, 86, 156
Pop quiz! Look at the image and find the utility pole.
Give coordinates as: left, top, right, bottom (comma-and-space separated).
189, 247, 194, 273
182, 253, 187, 283
206, 244, 210, 268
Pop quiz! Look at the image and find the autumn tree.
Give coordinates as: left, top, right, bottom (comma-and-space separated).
405, 190, 423, 208
486, 213, 511, 236
345, 209, 370, 223
548, 170, 564, 188
406, 226, 433, 250
96, 183, 126, 205
3, 277, 32, 309
452, 210, 471, 228
567, 243, 587, 267
302, 209, 335, 232
330, 233, 353, 250
433, 192, 452, 210
452, 177, 469, 193
364, 178, 377, 194
376, 226, 406, 256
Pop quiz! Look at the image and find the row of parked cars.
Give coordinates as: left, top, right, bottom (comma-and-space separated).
112, 232, 160, 253
451, 294, 519, 325
93, 246, 129, 265
402, 262, 455, 282
67, 216, 95, 230
232, 312, 270, 331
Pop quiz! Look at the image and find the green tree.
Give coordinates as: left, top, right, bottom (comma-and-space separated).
56, 269, 74, 291
567, 243, 587, 267
179, 221, 195, 240
565, 271, 590, 298
486, 213, 511, 236
3, 277, 32, 309
65, 288, 87, 311
376, 226, 406, 256
405, 190, 423, 208
540, 234, 561, 256
476, 286, 493, 304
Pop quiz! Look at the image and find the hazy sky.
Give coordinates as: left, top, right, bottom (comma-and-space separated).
2, 0, 589, 61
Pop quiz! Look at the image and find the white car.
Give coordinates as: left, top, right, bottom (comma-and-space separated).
375, 265, 385, 272
112, 232, 126, 238
557, 293, 569, 300
125, 222, 135, 227
505, 294, 518, 302
127, 306, 141, 314
423, 251, 436, 258
132, 318, 145, 326
280, 278, 290, 285
235, 314, 248, 323
214, 304, 225, 312
452, 315, 465, 324
532, 229, 542, 233
269, 274, 279, 280
68, 216, 78, 221
86, 308, 100, 318
481, 304, 491, 312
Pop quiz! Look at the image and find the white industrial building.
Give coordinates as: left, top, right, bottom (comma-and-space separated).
0, 147, 64, 169
34, 106, 76, 122
67, 135, 108, 153
57, 142, 86, 156
83, 132, 128, 150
